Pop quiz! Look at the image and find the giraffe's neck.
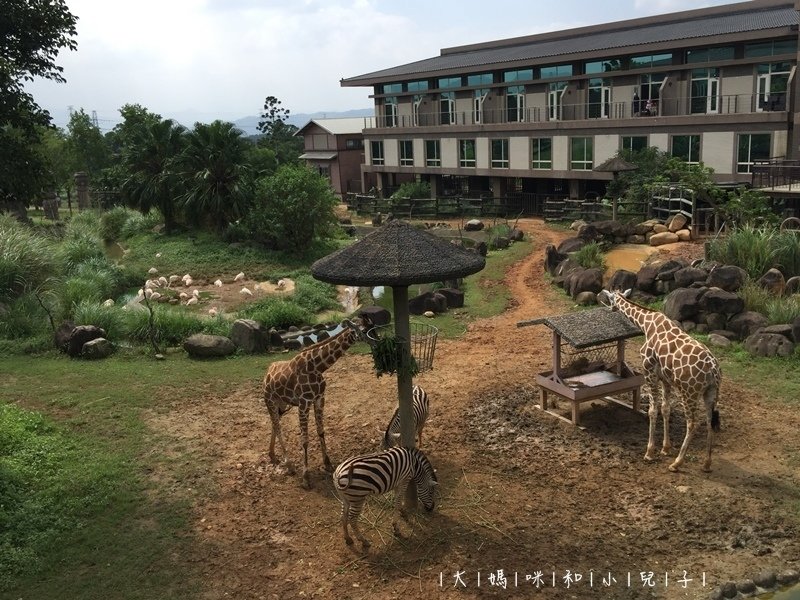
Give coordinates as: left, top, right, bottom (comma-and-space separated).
303, 329, 356, 374
616, 296, 660, 340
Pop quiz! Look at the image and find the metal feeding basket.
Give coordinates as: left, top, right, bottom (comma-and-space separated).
367, 322, 439, 373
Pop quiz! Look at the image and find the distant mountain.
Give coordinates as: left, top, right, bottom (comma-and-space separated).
233, 108, 374, 135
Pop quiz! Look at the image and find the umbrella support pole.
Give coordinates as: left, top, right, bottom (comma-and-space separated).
392, 285, 417, 510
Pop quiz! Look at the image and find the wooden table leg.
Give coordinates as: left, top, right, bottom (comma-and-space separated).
540, 387, 548, 410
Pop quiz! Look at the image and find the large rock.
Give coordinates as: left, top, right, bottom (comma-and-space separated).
706, 265, 747, 292
744, 332, 795, 357
705, 312, 728, 331
728, 311, 769, 340
650, 231, 680, 246
626, 234, 646, 244
667, 213, 688, 232
464, 219, 484, 231
359, 305, 391, 327
593, 220, 627, 238
676, 229, 692, 241
408, 291, 447, 315
674, 266, 708, 288
269, 328, 284, 348
568, 268, 604, 299
652, 224, 669, 234
577, 223, 600, 241
183, 334, 236, 357
663, 288, 705, 322
557, 237, 586, 254
632, 221, 656, 235
785, 276, 800, 295
760, 324, 794, 338
570, 219, 587, 231
700, 289, 744, 315
708, 333, 732, 348
758, 268, 786, 295
655, 259, 687, 281
544, 244, 567, 276
231, 319, 268, 353
67, 325, 107, 358
508, 228, 524, 242
636, 262, 662, 293
608, 269, 638, 292
575, 291, 597, 306
793, 316, 800, 343
82, 338, 114, 359
55, 320, 76, 352
436, 288, 464, 309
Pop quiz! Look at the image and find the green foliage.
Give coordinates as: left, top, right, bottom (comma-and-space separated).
119, 209, 162, 239
716, 187, 779, 228
237, 297, 311, 330
289, 273, 340, 313
571, 242, 607, 270
0, 294, 50, 340
246, 165, 338, 253
58, 233, 105, 271
391, 181, 431, 199
370, 334, 419, 378
72, 301, 127, 340
100, 206, 139, 242
58, 257, 126, 317
122, 305, 229, 346
0, 215, 58, 300
707, 226, 800, 279
65, 109, 111, 176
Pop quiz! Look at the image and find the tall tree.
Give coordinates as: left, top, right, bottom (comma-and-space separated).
257, 95, 290, 138
122, 119, 186, 234
0, 0, 78, 211
180, 120, 251, 231
65, 109, 110, 176
256, 95, 302, 167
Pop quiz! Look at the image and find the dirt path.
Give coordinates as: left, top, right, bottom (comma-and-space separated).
152, 219, 800, 600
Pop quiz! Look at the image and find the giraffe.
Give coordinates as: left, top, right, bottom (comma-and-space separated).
263, 317, 373, 488
598, 289, 722, 472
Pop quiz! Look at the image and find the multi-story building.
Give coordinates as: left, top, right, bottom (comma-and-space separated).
341, 0, 800, 208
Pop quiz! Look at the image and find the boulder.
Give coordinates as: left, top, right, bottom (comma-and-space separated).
544, 244, 567, 276
464, 219, 484, 231
555, 257, 583, 278
655, 280, 679, 295
632, 221, 655, 235
674, 266, 708, 288
608, 269, 638, 292
655, 260, 687, 281
570, 219, 587, 231
629, 289, 657, 304
667, 213, 688, 232
696, 323, 709, 334
474, 241, 488, 257
269, 328, 284, 348
577, 223, 600, 241
705, 312, 728, 331
423, 310, 435, 318
710, 329, 738, 340
231, 319, 268, 353
663, 288, 705, 322
681, 321, 696, 333
700, 289, 744, 315
593, 220, 627, 238
315, 330, 330, 342
568, 268, 604, 299
706, 265, 747, 292
557, 237, 586, 254
625, 234, 646, 244
744, 332, 795, 357
636, 262, 662, 293
728, 311, 769, 340
82, 338, 114, 359
408, 291, 447, 315
359, 305, 391, 327
67, 325, 107, 358
652, 224, 669, 234
649, 231, 680, 246
284, 338, 303, 351
676, 229, 692, 241
785, 276, 800, 295
436, 288, 465, 309
55, 320, 76, 352
758, 268, 786, 295
708, 333, 732, 348
575, 291, 597, 306
509, 228, 524, 242
183, 334, 236, 357
489, 236, 510, 250
793, 316, 800, 343
760, 324, 793, 338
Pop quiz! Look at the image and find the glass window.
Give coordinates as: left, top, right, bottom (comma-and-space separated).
438, 77, 462, 89
506, 85, 525, 122
531, 138, 552, 169
584, 59, 623, 74
757, 62, 790, 111
345, 138, 362, 150
407, 80, 429, 92
491, 139, 509, 168
540, 64, 573, 79
459, 139, 476, 168
503, 69, 533, 83
384, 97, 398, 127
630, 53, 672, 69
474, 88, 489, 124
440, 92, 456, 125
690, 68, 720, 114
370, 141, 384, 166
686, 46, 735, 63
737, 133, 771, 173
382, 83, 403, 94
425, 140, 441, 167
571, 137, 593, 170
588, 78, 611, 119
467, 73, 493, 86
671, 135, 701, 165
622, 136, 647, 152
746, 39, 798, 58
399, 140, 413, 166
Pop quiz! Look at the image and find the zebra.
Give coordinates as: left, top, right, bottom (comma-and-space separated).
332, 446, 438, 548
381, 385, 429, 449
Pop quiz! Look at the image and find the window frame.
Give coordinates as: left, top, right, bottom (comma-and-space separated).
621, 136, 648, 152
570, 137, 594, 171
425, 140, 441, 167
370, 140, 384, 166
671, 134, 701, 165
736, 133, 771, 173
531, 137, 552, 170
459, 139, 476, 168
490, 139, 510, 169
399, 140, 414, 167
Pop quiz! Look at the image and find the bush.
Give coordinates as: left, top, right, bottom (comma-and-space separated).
122, 305, 229, 346
238, 297, 311, 330
737, 280, 800, 324
0, 215, 58, 301
100, 207, 139, 242
0, 295, 50, 340
572, 242, 607, 270
289, 274, 340, 313
706, 226, 800, 279
391, 181, 431, 199
72, 301, 127, 340
120, 209, 163, 239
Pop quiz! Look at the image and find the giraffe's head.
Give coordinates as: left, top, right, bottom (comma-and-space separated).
597, 288, 632, 311
343, 316, 377, 348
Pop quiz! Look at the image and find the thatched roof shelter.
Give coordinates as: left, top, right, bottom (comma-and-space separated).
524, 308, 642, 349
594, 156, 639, 174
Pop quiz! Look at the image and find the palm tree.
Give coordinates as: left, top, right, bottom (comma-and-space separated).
121, 119, 186, 234
180, 120, 252, 231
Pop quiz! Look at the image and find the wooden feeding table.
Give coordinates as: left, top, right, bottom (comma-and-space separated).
517, 308, 645, 427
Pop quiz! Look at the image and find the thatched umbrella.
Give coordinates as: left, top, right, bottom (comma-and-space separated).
312, 220, 485, 503
594, 156, 639, 219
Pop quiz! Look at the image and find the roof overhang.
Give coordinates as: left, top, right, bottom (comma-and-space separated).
300, 152, 338, 160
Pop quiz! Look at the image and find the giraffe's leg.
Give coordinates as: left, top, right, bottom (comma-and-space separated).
298, 402, 312, 488
660, 382, 673, 455
265, 397, 289, 466
313, 396, 333, 472
702, 386, 718, 472
643, 365, 662, 462
670, 396, 697, 472
341, 500, 353, 546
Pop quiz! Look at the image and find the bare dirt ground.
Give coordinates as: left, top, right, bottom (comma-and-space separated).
151, 219, 800, 600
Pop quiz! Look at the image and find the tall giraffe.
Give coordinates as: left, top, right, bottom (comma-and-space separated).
599, 289, 722, 472
264, 318, 372, 488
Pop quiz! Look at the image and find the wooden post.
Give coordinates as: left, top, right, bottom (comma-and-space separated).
392, 285, 417, 510
552, 331, 562, 383
616, 339, 625, 376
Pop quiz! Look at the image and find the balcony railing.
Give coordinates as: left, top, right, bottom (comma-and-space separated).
752, 158, 800, 190
371, 92, 788, 128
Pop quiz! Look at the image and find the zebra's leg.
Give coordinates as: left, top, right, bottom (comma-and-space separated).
394, 477, 410, 520
340, 500, 353, 546
348, 502, 370, 549
669, 395, 697, 472
660, 382, 673, 455
298, 402, 312, 488
313, 395, 333, 472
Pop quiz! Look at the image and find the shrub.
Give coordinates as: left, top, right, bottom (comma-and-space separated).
0, 294, 50, 340
290, 274, 340, 313
707, 226, 779, 279
100, 207, 139, 242
238, 297, 311, 330
738, 280, 800, 324
0, 215, 58, 301
72, 301, 127, 340
774, 231, 800, 279
391, 181, 431, 199
63, 210, 102, 238
572, 242, 607, 271
122, 305, 229, 346
120, 209, 163, 239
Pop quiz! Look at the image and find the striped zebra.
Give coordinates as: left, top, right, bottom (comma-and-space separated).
332, 446, 438, 548
381, 385, 429, 449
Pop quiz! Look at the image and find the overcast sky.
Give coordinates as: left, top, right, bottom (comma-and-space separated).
27, 0, 742, 132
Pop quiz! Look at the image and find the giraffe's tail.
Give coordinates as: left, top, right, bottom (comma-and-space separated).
705, 385, 721, 432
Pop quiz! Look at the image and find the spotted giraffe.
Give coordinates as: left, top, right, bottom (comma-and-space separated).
599, 289, 722, 472
263, 318, 372, 487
